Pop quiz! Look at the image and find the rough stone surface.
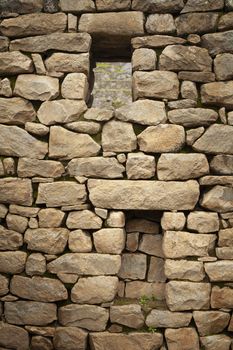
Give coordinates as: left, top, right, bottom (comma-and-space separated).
0, 251, 27, 274
202, 30, 233, 56
132, 48, 157, 71
201, 185, 233, 212
214, 53, 233, 81
132, 0, 184, 13
211, 286, 233, 308
200, 334, 231, 350
0, 51, 33, 75
139, 234, 163, 257
68, 230, 92, 253
210, 155, 233, 174
146, 14, 176, 34
165, 328, 200, 350
0, 322, 29, 350
18, 158, 64, 178
118, 253, 147, 280
187, 212, 219, 233
168, 108, 218, 127
146, 309, 192, 328
204, 261, 233, 281
110, 304, 144, 329
161, 212, 186, 231
201, 81, 233, 108
93, 228, 125, 254
53, 327, 87, 350
102, 120, 137, 152
61, 73, 88, 100
132, 35, 186, 49
0, 178, 33, 206
165, 259, 205, 282
66, 210, 102, 229
126, 153, 155, 179
0, 226, 23, 251
45, 53, 89, 74
176, 13, 219, 35
193, 311, 230, 336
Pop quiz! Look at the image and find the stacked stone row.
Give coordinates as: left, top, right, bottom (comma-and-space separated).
1, 0, 233, 349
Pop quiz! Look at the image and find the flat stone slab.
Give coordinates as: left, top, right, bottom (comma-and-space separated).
88, 180, 199, 210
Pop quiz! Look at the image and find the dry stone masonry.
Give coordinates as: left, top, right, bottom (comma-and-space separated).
0, 0, 233, 349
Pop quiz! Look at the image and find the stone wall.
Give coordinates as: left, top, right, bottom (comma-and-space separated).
0, 0, 233, 349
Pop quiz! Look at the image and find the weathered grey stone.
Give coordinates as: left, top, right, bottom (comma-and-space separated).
110, 305, 144, 329
67, 157, 124, 179
219, 12, 233, 31
0, 77, 12, 97
133, 71, 179, 100
125, 281, 165, 300
6, 214, 27, 234
226, 0, 233, 9
59, 304, 109, 331
5, 301, 56, 326
193, 124, 233, 154
204, 260, 233, 281
96, 0, 130, 10
202, 30, 233, 56
0, 322, 29, 350
66, 210, 102, 229
157, 153, 209, 180
0, 13, 66, 37
0, 36, 9, 51
201, 81, 233, 108
210, 155, 233, 174
126, 218, 159, 234
146, 309, 192, 328
71, 276, 118, 304
165, 259, 205, 282
148, 256, 166, 282
0, 251, 27, 274
10, 33, 91, 53
84, 108, 113, 122
132, 48, 157, 71
61, 73, 88, 100
59, 0, 95, 12
18, 158, 64, 178
132, 35, 186, 49
0, 125, 47, 159
201, 185, 233, 212
38, 100, 87, 126
26, 253, 46, 276
146, 14, 175, 34
193, 311, 230, 336
118, 253, 147, 280
168, 108, 218, 127
0, 51, 33, 75
25, 122, 49, 136
132, 0, 184, 13
68, 230, 92, 253
0, 0, 43, 13
187, 212, 219, 233
214, 53, 233, 81
93, 228, 125, 254
165, 328, 200, 350
168, 99, 197, 109
178, 71, 215, 83
48, 253, 121, 275
49, 126, 100, 159
181, 81, 198, 101
161, 212, 186, 231
102, 120, 137, 152
53, 327, 87, 350
0, 178, 33, 206
65, 121, 101, 135
211, 286, 233, 308
116, 100, 166, 126
126, 153, 155, 179
163, 231, 216, 258
89, 332, 163, 350
36, 182, 86, 207
24, 228, 69, 254
200, 335, 231, 350
139, 234, 163, 257
166, 281, 211, 311
182, 0, 223, 13
45, 53, 89, 75
176, 13, 219, 35
88, 179, 199, 210
159, 45, 212, 72
0, 275, 9, 296
138, 124, 185, 153
10, 276, 67, 302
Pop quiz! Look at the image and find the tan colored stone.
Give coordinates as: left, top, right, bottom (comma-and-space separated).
214, 53, 233, 81
165, 259, 205, 282
201, 81, 233, 108
96, 0, 131, 11
168, 108, 218, 127
25, 326, 55, 337
59, 0, 95, 12
0, 322, 29, 350
24, 228, 69, 254
89, 332, 163, 350
71, 276, 118, 304
59, 304, 109, 331
182, 0, 223, 12
36, 181, 86, 207
146, 310, 192, 328
25, 122, 49, 136
126, 153, 155, 179
201, 185, 233, 212
66, 210, 102, 229
132, 35, 186, 49
31, 336, 53, 350
14, 74, 59, 101
216, 247, 233, 260
0, 125, 47, 159
133, 71, 179, 100
26, 253, 46, 276
211, 286, 233, 308
38, 99, 87, 126
193, 311, 230, 336
102, 120, 137, 153
0, 274, 9, 296
18, 158, 64, 178
178, 71, 215, 83
146, 14, 175, 35
219, 228, 233, 246
187, 211, 219, 233
165, 328, 199, 350
49, 126, 100, 159
176, 13, 218, 35
6, 214, 27, 234
132, 0, 184, 12
161, 212, 185, 231
88, 179, 199, 210
157, 153, 209, 180
148, 256, 166, 282
125, 281, 165, 300
0, 77, 12, 97
118, 253, 147, 280
47, 253, 121, 275
0, 97, 36, 126
211, 155, 233, 174
0, 251, 27, 274
61, 73, 88, 100
31, 53, 46, 75
139, 234, 163, 257
138, 125, 185, 153
159, 45, 212, 72
218, 12, 233, 31
9, 205, 39, 218
0, 51, 33, 75
67, 157, 124, 179
65, 121, 100, 135
202, 30, 233, 56
38, 209, 65, 228
0, 13, 66, 37
181, 81, 198, 101
132, 48, 157, 71
166, 281, 211, 311
205, 260, 233, 281
106, 211, 125, 228
116, 99, 166, 126
53, 327, 87, 350
163, 231, 216, 258
93, 228, 125, 254
0, 226, 22, 251
10, 276, 67, 302
0, 178, 33, 206
68, 230, 92, 253
84, 108, 113, 122
0, 36, 9, 51
110, 304, 144, 329
200, 335, 231, 350
10, 33, 91, 53
45, 52, 89, 74
5, 301, 56, 326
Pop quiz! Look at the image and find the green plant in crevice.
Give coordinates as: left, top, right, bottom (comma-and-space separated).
147, 326, 157, 333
